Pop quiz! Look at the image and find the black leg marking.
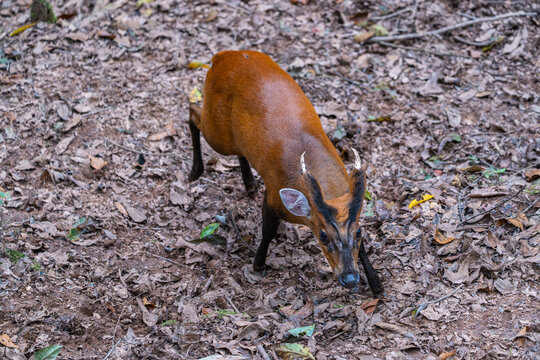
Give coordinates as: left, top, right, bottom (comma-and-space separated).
359, 240, 384, 296
238, 156, 257, 196
253, 194, 280, 273
188, 120, 204, 181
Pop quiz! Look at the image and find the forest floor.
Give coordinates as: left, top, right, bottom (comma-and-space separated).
1, 0, 539, 359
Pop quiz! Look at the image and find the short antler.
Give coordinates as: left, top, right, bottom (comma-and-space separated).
351, 148, 361, 170
300, 152, 307, 174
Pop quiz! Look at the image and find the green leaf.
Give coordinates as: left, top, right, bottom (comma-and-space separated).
364, 189, 372, 201
34, 345, 62, 360
332, 123, 346, 141
364, 201, 374, 217
288, 324, 315, 337
483, 167, 506, 178
275, 343, 315, 360
450, 133, 461, 142
67, 228, 81, 241
201, 223, 220, 238
369, 24, 389, 36
160, 319, 178, 326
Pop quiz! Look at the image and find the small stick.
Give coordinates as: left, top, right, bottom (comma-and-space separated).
377, 40, 467, 58
413, 284, 464, 317
453, 35, 496, 47
146, 252, 197, 270
103, 337, 123, 360
459, 185, 526, 226
105, 138, 178, 157
368, 11, 537, 43
256, 345, 272, 360
228, 211, 255, 253
371, 7, 412, 21
225, 295, 240, 314
203, 275, 214, 291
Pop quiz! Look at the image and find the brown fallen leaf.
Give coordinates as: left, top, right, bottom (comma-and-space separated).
0, 334, 18, 348
434, 228, 456, 245
280, 300, 314, 322
360, 298, 379, 314
506, 213, 527, 231
514, 326, 527, 347
89, 155, 108, 170
55, 135, 75, 155
439, 349, 456, 360
147, 122, 176, 141
457, 165, 485, 173
206, 9, 218, 22
65, 31, 90, 42
115, 201, 128, 216
354, 31, 375, 43
290, 0, 309, 4
143, 297, 156, 310
374, 321, 408, 335
97, 29, 116, 39
123, 203, 147, 223
62, 114, 82, 132
524, 169, 540, 181
469, 188, 508, 198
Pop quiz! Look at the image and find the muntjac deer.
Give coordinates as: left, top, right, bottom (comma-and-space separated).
188, 50, 383, 294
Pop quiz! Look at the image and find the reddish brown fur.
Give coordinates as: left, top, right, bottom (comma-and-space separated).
194, 50, 362, 276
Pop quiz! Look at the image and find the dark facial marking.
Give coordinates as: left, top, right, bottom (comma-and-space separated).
305, 172, 337, 223
348, 169, 366, 224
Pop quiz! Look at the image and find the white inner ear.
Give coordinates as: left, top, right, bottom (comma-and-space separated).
279, 188, 311, 218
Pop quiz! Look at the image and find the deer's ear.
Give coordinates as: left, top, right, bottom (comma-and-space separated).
279, 188, 311, 218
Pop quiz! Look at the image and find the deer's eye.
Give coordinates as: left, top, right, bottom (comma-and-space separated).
320, 231, 329, 245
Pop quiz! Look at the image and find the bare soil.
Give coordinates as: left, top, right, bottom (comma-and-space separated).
1, 0, 539, 359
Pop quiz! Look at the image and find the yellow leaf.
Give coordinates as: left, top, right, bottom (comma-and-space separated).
187, 61, 210, 69
189, 87, 202, 104
439, 349, 456, 360
141, 8, 152, 17
89, 155, 108, 170
433, 229, 456, 245
9, 22, 38, 37
136, 0, 153, 8
408, 194, 433, 208
0, 334, 18, 348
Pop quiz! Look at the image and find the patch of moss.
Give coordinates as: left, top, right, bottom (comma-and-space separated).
30, 0, 57, 23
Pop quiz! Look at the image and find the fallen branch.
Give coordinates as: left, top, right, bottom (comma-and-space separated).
368, 11, 537, 43
459, 185, 526, 226
378, 41, 467, 58
413, 284, 464, 317
453, 35, 496, 47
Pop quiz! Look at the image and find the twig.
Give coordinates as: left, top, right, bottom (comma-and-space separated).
523, 197, 540, 215
81, 106, 112, 118
413, 284, 464, 317
378, 41, 467, 58
371, 7, 412, 21
225, 295, 240, 314
453, 35, 496, 47
228, 211, 255, 253
105, 138, 178, 157
146, 252, 196, 269
457, 12, 477, 20
459, 185, 526, 226
368, 11, 537, 43
203, 274, 214, 291
103, 337, 123, 360
256, 345, 272, 360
